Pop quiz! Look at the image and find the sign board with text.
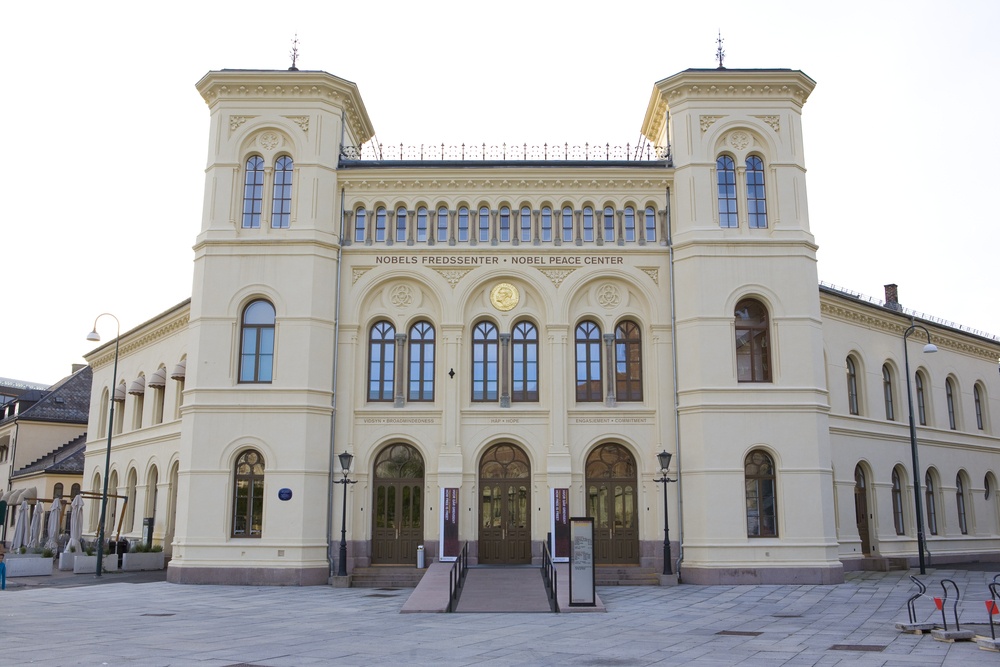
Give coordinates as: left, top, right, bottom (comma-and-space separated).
569, 516, 596, 607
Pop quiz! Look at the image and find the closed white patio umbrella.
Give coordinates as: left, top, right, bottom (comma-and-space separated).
10, 500, 29, 551
27, 501, 45, 549
45, 497, 63, 550
65, 495, 84, 554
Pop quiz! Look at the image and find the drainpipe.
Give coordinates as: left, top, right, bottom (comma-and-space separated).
327, 186, 346, 578
666, 187, 683, 578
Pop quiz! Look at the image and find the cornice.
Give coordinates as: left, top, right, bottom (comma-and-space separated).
88, 314, 190, 370
337, 175, 671, 193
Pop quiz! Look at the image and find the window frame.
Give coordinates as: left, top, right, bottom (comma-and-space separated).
956, 472, 968, 535
846, 357, 859, 415
270, 155, 293, 228
745, 155, 767, 229
974, 384, 984, 430
614, 320, 642, 402
241, 156, 265, 229
239, 300, 276, 384
734, 299, 771, 383
368, 320, 396, 402
925, 470, 938, 535
575, 320, 603, 402
946, 377, 957, 430
472, 321, 499, 402
916, 371, 928, 425
232, 449, 265, 538
717, 155, 738, 228
745, 449, 778, 538
891, 467, 905, 535
882, 364, 895, 421
407, 321, 435, 402
511, 320, 539, 402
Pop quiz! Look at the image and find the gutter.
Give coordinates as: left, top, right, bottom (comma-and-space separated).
666, 187, 683, 578
326, 186, 347, 579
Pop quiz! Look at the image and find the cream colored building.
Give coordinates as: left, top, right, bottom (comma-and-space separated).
81, 65, 1000, 587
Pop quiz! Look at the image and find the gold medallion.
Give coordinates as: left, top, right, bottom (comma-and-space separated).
490, 282, 519, 311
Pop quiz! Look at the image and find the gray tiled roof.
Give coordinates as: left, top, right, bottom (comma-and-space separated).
12, 432, 87, 478
0, 366, 92, 426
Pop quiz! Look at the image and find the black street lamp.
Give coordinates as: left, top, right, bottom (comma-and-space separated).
86, 313, 120, 579
902, 322, 937, 575
655, 450, 677, 576
335, 451, 357, 577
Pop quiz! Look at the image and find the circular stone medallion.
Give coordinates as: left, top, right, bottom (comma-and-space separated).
490, 282, 520, 311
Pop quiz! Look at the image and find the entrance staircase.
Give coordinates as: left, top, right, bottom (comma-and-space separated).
350, 566, 427, 588
595, 565, 660, 586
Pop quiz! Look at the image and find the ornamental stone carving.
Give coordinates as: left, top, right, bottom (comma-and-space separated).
352, 267, 373, 284
259, 132, 280, 151
431, 267, 474, 288
538, 267, 577, 288
728, 131, 751, 151
597, 284, 621, 309
285, 115, 309, 132
389, 285, 414, 308
700, 115, 724, 132
753, 115, 780, 132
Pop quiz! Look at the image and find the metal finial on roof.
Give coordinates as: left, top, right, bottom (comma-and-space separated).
289, 34, 300, 71
716, 30, 726, 70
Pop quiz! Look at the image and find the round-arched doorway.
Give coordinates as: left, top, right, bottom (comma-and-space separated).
479, 443, 531, 564
586, 444, 639, 564
371, 444, 425, 564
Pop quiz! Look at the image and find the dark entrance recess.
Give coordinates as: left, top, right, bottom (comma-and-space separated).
479, 443, 531, 564
586, 444, 639, 564
371, 444, 424, 565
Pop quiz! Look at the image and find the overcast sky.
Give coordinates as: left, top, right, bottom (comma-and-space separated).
3, 0, 998, 385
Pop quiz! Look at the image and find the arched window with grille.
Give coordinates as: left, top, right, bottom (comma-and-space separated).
745, 155, 767, 228
540, 206, 552, 242
974, 384, 985, 431
717, 155, 738, 228
644, 206, 657, 242
242, 156, 264, 228
882, 364, 895, 420
368, 321, 396, 402
499, 206, 511, 243
735, 299, 771, 383
891, 467, 905, 535
354, 208, 367, 243
614, 320, 642, 402
416, 207, 428, 243
956, 472, 969, 535
623, 206, 636, 242
457, 206, 470, 242
395, 206, 408, 243
271, 156, 293, 228
232, 450, 264, 538
946, 377, 957, 430
745, 450, 777, 537
519, 206, 532, 243
846, 357, 859, 415
239, 300, 275, 383
916, 371, 928, 425
375, 206, 387, 242
561, 206, 574, 243
511, 321, 538, 402
472, 321, 499, 401
925, 470, 938, 535
437, 206, 449, 243
478, 206, 490, 243
603, 206, 615, 242
407, 321, 435, 402
582, 206, 595, 242
575, 321, 603, 402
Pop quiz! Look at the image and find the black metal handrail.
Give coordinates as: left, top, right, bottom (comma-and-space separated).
541, 542, 559, 612
447, 542, 469, 613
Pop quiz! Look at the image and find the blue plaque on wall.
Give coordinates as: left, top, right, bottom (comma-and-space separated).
278, 488, 293, 501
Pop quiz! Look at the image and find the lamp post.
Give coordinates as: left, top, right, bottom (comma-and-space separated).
86, 313, 120, 578
655, 450, 677, 575
335, 451, 357, 577
903, 322, 937, 575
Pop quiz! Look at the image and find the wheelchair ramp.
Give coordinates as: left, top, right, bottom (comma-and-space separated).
454, 566, 554, 613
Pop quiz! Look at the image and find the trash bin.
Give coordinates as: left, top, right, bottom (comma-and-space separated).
142, 517, 154, 549
416, 545, 425, 569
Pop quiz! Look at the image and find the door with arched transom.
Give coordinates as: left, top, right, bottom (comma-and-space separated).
479, 444, 531, 564
371, 444, 425, 564
854, 465, 872, 555
586, 444, 639, 564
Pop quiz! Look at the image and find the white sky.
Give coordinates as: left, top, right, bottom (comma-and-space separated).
3, 0, 998, 385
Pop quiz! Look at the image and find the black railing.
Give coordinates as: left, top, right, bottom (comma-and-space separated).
541, 542, 559, 612
341, 142, 670, 163
447, 542, 469, 613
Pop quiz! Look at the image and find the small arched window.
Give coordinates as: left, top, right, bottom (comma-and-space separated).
946, 378, 957, 430
623, 206, 636, 242
916, 371, 928, 425
53, 483, 64, 498
615, 320, 642, 402
717, 156, 738, 228
519, 206, 532, 243
436, 206, 449, 243
407, 321, 435, 402
271, 156, 293, 228
239, 300, 275, 383
375, 207, 387, 243
746, 155, 767, 228
478, 206, 490, 243
582, 206, 595, 242
603, 206, 615, 242
925, 470, 938, 535
354, 207, 367, 243
498, 206, 511, 242
974, 384, 985, 431
891, 467, 905, 535
882, 364, 895, 421
457, 206, 470, 242
472, 321, 499, 402
956, 472, 969, 535
368, 321, 396, 402
540, 206, 553, 242
644, 206, 657, 243
395, 206, 408, 243
242, 156, 265, 229
846, 357, 859, 415
575, 321, 603, 402
562, 206, 574, 243
512, 321, 539, 402
232, 450, 264, 538
735, 299, 771, 383
745, 450, 777, 537
416, 207, 429, 243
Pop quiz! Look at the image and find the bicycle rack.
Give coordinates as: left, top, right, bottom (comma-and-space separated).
936, 579, 961, 632
907, 575, 926, 624
988, 582, 1000, 641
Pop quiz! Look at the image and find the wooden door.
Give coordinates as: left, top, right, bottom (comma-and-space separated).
586, 444, 639, 564
479, 444, 531, 564
854, 465, 871, 555
371, 444, 424, 565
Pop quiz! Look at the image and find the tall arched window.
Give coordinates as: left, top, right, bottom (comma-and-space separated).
745, 450, 777, 537
883, 364, 895, 420
519, 206, 532, 243
582, 206, 595, 242
946, 378, 957, 430
375, 206, 387, 242
239, 300, 275, 383
575, 321, 603, 402
498, 206, 511, 242
735, 299, 771, 383
956, 472, 969, 535
846, 357, 859, 415
745, 155, 767, 229
561, 206, 574, 243
457, 206, 470, 242
644, 206, 657, 242
615, 320, 642, 402
717, 156, 738, 228
974, 384, 985, 430
916, 371, 928, 425
925, 470, 938, 535
407, 321, 435, 402
478, 206, 490, 243
242, 156, 265, 229
436, 206, 449, 243
271, 156, 293, 228
354, 208, 367, 243
368, 321, 396, 402
512, 321, 538, 402
891, 467, 905, 535
472, 321, 499, 401
540, 206, 552, 242
232, 450, 264, 538
125, 468, 138, 532
603, 206, 615, 242
416, 207, 429, 243
395, 206, 408, 243
623, 206, 636, 242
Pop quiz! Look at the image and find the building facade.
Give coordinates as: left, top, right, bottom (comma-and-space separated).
80, 65, 1000, 586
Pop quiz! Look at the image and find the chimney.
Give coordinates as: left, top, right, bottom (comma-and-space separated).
71, 364, 87, 374
884, 284, 901, 311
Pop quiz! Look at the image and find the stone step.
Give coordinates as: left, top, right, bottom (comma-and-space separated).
350, 567, 427, 588
595, 566, 661, 586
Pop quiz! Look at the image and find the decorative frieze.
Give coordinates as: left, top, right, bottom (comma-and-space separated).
538, 267, 578, 288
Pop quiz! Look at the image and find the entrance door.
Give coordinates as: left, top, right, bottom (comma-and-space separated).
479, 444, 531, 564
854, 465, 871, 555
586, 444, 639, 564
372, 444, 424, 564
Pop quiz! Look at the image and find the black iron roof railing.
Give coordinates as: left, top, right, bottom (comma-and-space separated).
340, 142, 671, 163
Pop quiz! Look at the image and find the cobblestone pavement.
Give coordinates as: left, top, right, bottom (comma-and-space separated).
2, 567, 999, 666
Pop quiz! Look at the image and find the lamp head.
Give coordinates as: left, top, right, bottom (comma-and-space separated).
923, 343, 938, 354
657, 450, 672, 473
338, 451, 354, 474
86, 331, 101, 342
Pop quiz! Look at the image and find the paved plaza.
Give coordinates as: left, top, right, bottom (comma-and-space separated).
3, 567, 1000, 666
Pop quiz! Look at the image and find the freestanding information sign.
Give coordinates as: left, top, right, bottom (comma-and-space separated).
569, 516, 596, 607
440, 488, 460, 561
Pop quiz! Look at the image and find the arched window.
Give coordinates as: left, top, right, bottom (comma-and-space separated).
735, 299, 771, 383
575, 321, 603, 402
368, 321, 396, 402
615, 320, 642, 402
925, 470, 938, 535
540, 206, 552, 242
436, 206, 449, 243
582, 206, 595, 242
644, 206, 657, 243
271, 156, 293, 228
891, 467, 905, 535
232, 450, 264, 538
498, 206, 511, 242
561, 206, 574, 243
975, 384, 985, 430
407, 321, 435, 402
71, 483, 80, 498
956, 472, 969, 535
883, 364, 895, 420
53, 483, 64, 498
239, 300, 275, 383
354, 207, 367, 243
623, 206, 636, 242
916, 371, 928, 425
457, 206, 470, 242
603, 206, 615, 242
395, 206, 408, 243
745, 450, 777, 537
98, 388, 109, 437
125, 468, 137, 532
375, 206, 387, 242
846, 357, 859, 415
478, 206, 490, 243
519, 206, 532, 243
745, 155, 767, 229
416, 207, 429, 243
717, 156, 738, 228
946, 378, 957, 430
472, 321, 499, 401
241, 156, 264, 229
512, 321, 538, 402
